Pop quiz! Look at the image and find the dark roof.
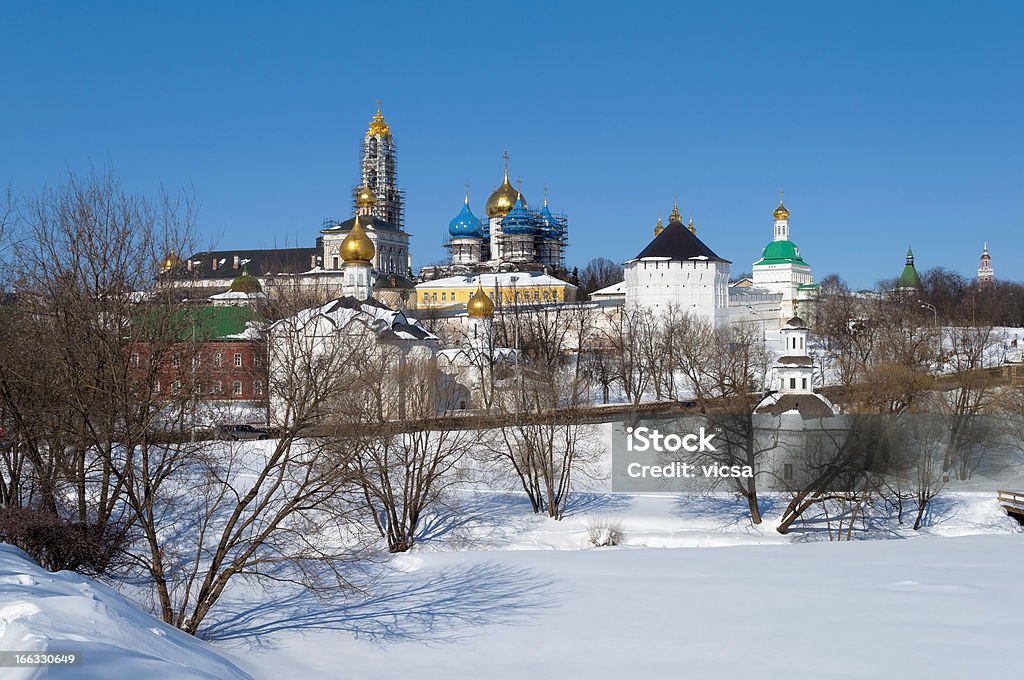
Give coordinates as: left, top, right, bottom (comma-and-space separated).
326, 215, 403, 234
373, 274, 416, 290
179, 248, 319, 280
755, 393, 835, 419
777, 355, 813, 367
633, 221, 729, 263
782, 315, 808, 329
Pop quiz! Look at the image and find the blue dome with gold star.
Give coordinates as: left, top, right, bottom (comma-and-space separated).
448, 199, 483, 238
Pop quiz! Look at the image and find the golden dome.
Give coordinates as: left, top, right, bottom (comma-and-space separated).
486, 154, 525, 218
160, 250, 179, 272
356, 182, 377, 209
654, 218, 664, 236
466, 280, 495, 319
367, 102, 391, 138
340, 215, 375, 264
688, 217, 696, 234
669, 198, 682, 224
773, 200, 790, 220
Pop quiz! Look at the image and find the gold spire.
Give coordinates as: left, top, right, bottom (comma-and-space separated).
466, 280, 495, 318
367, 100, 391, 138
774, 189, 789, 220
669, 197, 682, 223
486, 151, 524, 218
340, 214, 376, 264
654, 217, 664, 236
688, 216, 696, 234
356, 182, 377, 209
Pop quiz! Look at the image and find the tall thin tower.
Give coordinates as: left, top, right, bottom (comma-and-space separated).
357, 101, 404, 229
978, 243, 994, 286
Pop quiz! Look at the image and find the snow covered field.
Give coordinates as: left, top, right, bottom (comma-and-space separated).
1, 490, 1020, 679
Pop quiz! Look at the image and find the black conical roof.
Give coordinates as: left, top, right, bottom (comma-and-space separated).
632, 222, 729, 263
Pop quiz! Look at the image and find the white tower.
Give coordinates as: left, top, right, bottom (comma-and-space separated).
340, 215, 375, 300
978, 243, 994, 286
776, 315, 813, 394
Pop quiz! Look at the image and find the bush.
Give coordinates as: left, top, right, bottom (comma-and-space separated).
586, 516, 623, 547
0, 507, 125, 574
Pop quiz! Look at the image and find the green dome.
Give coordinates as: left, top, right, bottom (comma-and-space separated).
229, 269, 263, 294
755, 240, 808, 266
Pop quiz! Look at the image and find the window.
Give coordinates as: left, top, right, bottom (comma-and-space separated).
233, 381, 243, 396
171, 354, 181, 369
253, 380, 263, 396
789, 378, 796, 389
784, 463, 794, 481
130, 352, 139, 367
423, 292, 429, 302
211, 381, 223, 395
213, 353, 222, 368
234, 353, 242, 368
171, 380, 182, 394
432, 292, 437, 301
332, 256, 339, 270
441, 292, 447, 301
802, 378, 808, 390
154, 380, 160, 393
253, 353, 263, 368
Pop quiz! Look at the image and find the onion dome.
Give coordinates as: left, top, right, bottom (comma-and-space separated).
688, 217, 696, 235
773, 199, 790, 220
668, 198, 683, 224
654, 218, 664, 236
229, 267, 262, 294
449, 195, 483, 238
466, 280, 495, 318
340, 215, 376, 264
160, 250, 180, 272
486, 156, 525, 218
356, 182, 377, 209
500, 194, 534, 235
367, 102, 391, 138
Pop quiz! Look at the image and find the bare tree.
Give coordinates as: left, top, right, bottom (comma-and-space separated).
347, 356, 477, 552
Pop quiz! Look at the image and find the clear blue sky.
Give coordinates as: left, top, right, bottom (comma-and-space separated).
2, 1, 1021, 287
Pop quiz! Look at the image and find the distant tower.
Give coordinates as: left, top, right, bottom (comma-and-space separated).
896, 246, 922, 292
340, 214, 375, 300
978, 243, 994, 286
773, 193, 790, 241
358, 101, 404, 229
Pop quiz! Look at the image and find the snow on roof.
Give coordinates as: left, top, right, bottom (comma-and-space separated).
590, 281, 625, 297
417, 271, 576, 290
273, 297, 437, 342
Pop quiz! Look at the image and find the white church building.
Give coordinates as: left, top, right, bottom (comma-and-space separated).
616, 198, 818, 331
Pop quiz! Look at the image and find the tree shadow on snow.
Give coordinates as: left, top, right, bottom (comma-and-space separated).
673, 493, 780, 530
199, 561, 559, 648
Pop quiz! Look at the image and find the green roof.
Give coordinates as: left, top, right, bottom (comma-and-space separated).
137, 306, 260, 341
897, 247, 922, 289
897, 264, 921, 289
754, 239, 808, 266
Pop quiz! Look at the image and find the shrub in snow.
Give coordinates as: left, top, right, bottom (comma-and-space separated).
0, 507, 124, 574
586, 516, 623, 547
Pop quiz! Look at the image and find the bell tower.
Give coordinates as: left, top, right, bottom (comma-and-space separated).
359, 101, 404, 229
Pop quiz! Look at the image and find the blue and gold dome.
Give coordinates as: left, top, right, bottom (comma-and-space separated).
448, 197, 483, 238
501, 194, 534, 235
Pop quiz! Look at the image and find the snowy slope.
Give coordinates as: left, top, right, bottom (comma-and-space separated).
221, 534, 1024, 680
0, 544, 251, 680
